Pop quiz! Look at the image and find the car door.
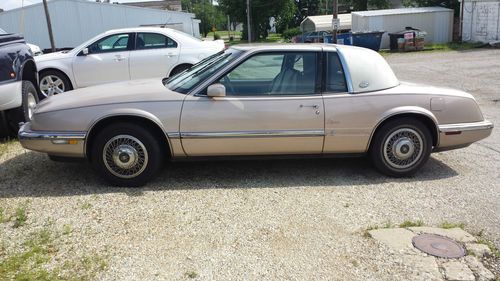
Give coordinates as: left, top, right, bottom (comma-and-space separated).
129, 32, 180, 80
72, 33, 132, 88
180, 51, 325, 156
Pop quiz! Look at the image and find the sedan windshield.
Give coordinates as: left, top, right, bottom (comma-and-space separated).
165, 49, 241, 94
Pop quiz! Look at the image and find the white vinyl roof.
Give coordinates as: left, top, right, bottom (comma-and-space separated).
300, 14, 351, 32
352, 7, 453, 17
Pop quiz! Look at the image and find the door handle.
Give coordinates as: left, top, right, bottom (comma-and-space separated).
165, 53, 175, 57
114, 55, 126, 62
300, 104, 319, 109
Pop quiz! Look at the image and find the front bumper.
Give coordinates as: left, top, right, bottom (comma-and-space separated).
18, 122, 86, 157
436, 120, 494, 151
0, 81, 22, 111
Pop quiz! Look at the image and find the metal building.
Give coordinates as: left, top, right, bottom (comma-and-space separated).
352, 7, 454, 49
461, 0, 500, 42
0, 0, 201, 50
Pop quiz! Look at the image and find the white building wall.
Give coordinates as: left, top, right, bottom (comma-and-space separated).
0, 0, 200, 49
462, 0, 500, 42
352, 8, 453, 49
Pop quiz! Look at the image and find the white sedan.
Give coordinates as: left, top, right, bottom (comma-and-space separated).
35, 27, 224, 97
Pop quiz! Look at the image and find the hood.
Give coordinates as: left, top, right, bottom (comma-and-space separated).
35, 50, 73, 62
35, 79, 185, 114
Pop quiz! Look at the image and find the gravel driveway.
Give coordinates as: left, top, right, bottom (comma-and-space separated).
1, 49, 499, 280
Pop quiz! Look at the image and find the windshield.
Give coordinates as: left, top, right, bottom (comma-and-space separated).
0, 28, 7, 35
166, 49, 241, 94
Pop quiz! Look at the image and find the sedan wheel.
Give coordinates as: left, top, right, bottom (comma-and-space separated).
91, 123, 164, 187
40, 75, 65, 96
39, 71, 72, 98
370, 117, 432, 177
103, 135, 149, 179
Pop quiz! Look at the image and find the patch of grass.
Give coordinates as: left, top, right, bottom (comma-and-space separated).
439, 221, 465, 229
185, 270, 198, 278
80, 202, 92, 210
476, 237, 500, 258
399, 220, 424, 228
0, 207, 4, 223
62, 224, 72, 235
13, 206, 28, 228
0, 227, 108, 280
0, 139, 17, 158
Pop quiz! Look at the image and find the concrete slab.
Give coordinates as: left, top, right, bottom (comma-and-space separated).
441, 261, 475, 281
408, 227, 477, 243
402, 254, 443, 281
369, 228, 416, 253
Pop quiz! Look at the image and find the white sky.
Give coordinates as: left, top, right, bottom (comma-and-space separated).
0, 0, 154, 11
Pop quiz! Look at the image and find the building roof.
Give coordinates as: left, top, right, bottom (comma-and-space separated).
352, 7, 453, 17
2, 0, 193, 16
300, 14, 351, 32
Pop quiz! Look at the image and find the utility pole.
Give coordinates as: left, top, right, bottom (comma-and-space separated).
246, 0, 252, 43
332, 0, 338, 43
42, 0, 56, 52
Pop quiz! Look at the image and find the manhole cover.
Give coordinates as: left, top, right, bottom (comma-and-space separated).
412, 234, 465, 258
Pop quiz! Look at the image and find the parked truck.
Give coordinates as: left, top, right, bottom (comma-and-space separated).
0, 29, 39, 138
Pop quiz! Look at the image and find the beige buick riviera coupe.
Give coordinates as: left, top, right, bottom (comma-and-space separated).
19, 44, 493, 186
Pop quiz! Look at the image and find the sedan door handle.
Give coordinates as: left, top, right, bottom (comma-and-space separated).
114, 55, 126, 62
300, 104, 319, 109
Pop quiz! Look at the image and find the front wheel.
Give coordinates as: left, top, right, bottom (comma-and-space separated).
39, 70, 72, 98
90, 123, 164, 187
5, 81, 39, 136
370, 118, 432, 177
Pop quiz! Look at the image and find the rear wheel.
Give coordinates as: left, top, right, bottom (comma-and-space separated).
370, 117, 432, 177
90, 123, 164, 187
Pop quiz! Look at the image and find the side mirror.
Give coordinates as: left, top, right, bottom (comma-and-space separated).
207, 83, 226, 97
81, 48, 89, 55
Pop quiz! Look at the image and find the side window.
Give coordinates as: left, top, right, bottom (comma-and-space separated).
326, 52, 347, 93
220, 52, 317, 96
88, 33, 130, 54
136, 33, 178, 49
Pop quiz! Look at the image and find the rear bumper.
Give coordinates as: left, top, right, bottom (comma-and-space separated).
18, 122, 86, 157
436, 120, 494, 152
0, 81, 22, 111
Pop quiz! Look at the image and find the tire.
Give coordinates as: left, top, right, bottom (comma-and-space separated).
5, 81, 39, 136
370, 117, 432, 177
39, 70, 72, 99
90, 123, 164, 187
169, 64, 192, 77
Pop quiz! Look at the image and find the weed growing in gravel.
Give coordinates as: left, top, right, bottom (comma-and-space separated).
439, 221, 465, 229
0, 226, 108, 280
62, 224, 72, 235
185, 270, 198, 278
81, 202, 93, 210
0, 207, 4, 223
399, 220, 424, 228
13, 206, 28, 228
476, 237, 500, 258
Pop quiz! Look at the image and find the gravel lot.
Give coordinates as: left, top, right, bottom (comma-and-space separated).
1, 48, 499, 280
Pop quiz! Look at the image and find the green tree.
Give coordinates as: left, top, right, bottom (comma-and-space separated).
219, 0, 296, 41
182, 0, 226, 37
402, 0, 459, 15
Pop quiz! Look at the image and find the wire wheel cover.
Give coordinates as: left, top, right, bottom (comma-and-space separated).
103, 135, 149, 179
383, 128, 423, 169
